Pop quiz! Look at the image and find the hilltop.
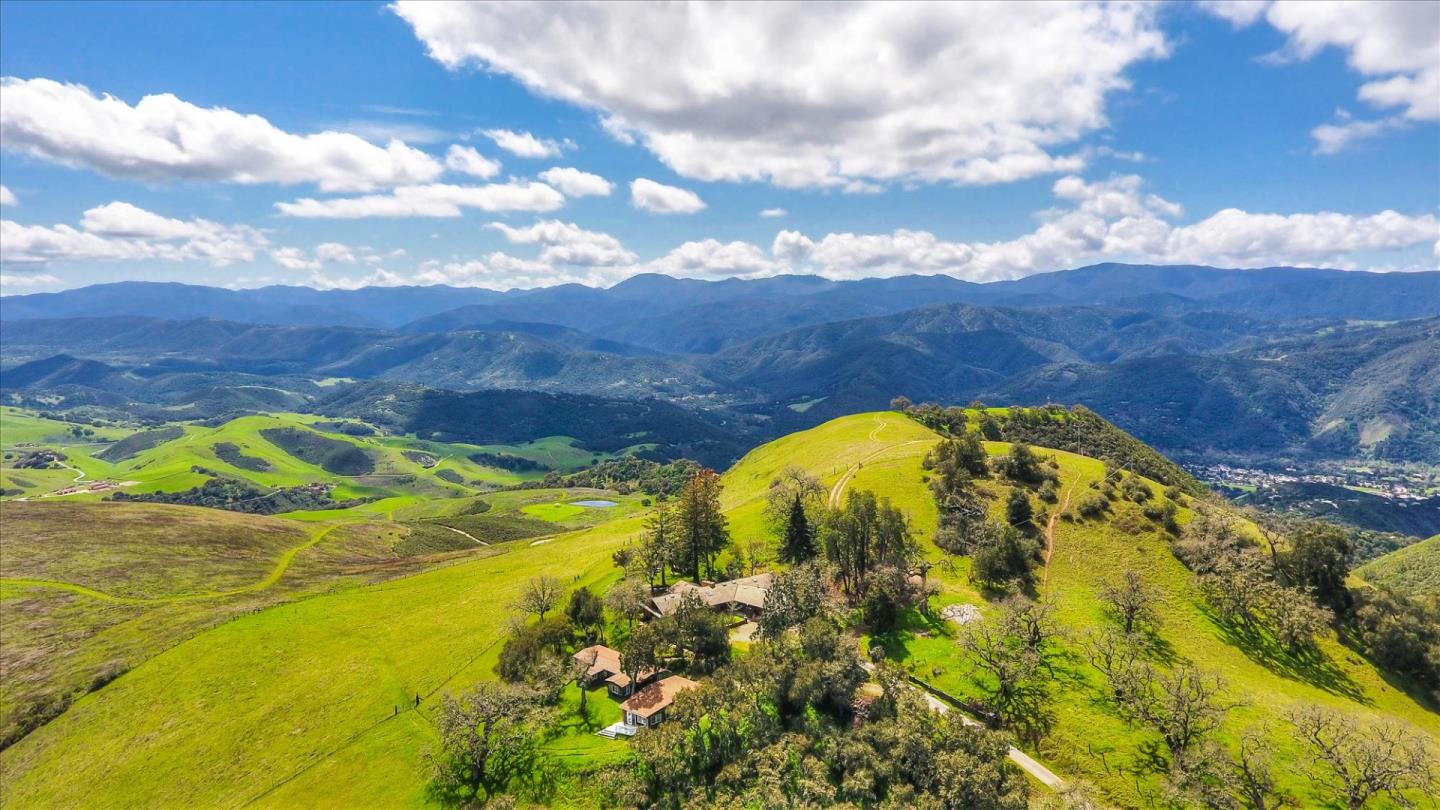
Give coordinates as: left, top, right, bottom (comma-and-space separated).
1, 410, 1435, 808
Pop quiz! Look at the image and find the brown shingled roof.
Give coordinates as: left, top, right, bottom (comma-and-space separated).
619, 675, 700, 719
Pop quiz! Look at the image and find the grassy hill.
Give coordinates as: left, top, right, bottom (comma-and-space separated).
0, 411, 1435, 808
1356, 535, 1440, 597
1, 408, 636, 507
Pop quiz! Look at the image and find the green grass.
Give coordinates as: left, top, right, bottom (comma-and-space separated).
522, 501, 589, 521
1356, 534, 1439, 596
0, 508, 640, 808
1, 410, 1435, 809
0, 501, 488, 749
3, 410, 641, 514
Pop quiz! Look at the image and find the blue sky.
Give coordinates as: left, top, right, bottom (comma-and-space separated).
1, 1, 1436, 293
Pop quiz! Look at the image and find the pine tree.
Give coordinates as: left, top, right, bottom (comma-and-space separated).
780, 493, 817, 563
673, 469, 729, 582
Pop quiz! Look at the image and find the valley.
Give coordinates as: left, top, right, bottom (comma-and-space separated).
1, 407, 1436, 808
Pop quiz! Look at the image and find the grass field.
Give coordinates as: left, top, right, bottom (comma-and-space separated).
0, 410, 1435, 808
1, 408, 637, 513
0, 500, 497, 751
1355, 534, 1439, 596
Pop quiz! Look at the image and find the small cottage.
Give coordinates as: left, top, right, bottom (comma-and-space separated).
619, 675, 700, 728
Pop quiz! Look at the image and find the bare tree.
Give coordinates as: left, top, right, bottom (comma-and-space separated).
570, 649, 597, 718
1289, 706, 1434, 810
1202, 552, 1272, 631
1117, 663, 1233, 756
513, 576, 563, 620
960, 609, 1045, 725
605, 579, 651, 629
1231, 725, 1286, 810
1099, 569, 1162, 635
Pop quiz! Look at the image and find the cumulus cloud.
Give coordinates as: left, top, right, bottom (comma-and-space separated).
2, 202, 269, 267
481, 128, 564, 158
537, 167, 613, 197
273, 242, 361, 269
487, 219, 636, 266
306, 268, 407, 290
412, 253, 632, 289
649, 239, 780, 278
394, 2, 1166, 189
314, 242, 357, 264
0, 77, 443, 191
0, 185, 15, 206
274, 181, 565, 218
0, 272, 61, 291
774, 174, 1439, 280
630, 178, 706, 214
759, 208, 787, 218
1202, 1, 1440, 151
1311, 114, 1405, 155
444, 144, 502, 178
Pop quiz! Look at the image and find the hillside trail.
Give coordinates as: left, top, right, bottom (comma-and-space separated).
0, 524, 339, 604
438, 524, 488, 546
861, 662, 1066, 790
1041, 482, 1074, 592
827, 414, 928, 509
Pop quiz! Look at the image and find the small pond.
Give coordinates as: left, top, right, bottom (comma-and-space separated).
571, 499, 619, 508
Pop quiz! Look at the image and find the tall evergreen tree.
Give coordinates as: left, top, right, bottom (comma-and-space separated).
672, 468, 729, 582
780, 493, 817, 563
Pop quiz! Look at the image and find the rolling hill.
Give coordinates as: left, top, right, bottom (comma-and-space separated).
1356, 535, 1440, 597
1, 410, 1434, 808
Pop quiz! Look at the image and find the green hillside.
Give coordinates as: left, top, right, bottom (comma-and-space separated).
1, 407, 635, 508
0, 411, 1435, 808
1357, 535, 1440, 596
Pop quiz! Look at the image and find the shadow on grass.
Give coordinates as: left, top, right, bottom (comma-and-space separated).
872, 607, 951, 663
1200, 606, 1368, 703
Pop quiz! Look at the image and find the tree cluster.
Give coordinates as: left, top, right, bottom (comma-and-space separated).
607, 617, 1030, 809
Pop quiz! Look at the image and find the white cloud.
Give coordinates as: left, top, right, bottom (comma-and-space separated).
2, 202, 269, 267
306, 268, 406, 290
271, 247, 318, 271
394, 2, 1167, 189
487, 219, 636, 266
0, 77, 442, 191
1199, 1, 1270, 27
649, 239, 780, 278
0, 272, 61, 292
315, 242, 357, 264
444, 144, 502, 178
759, 208, 787, 218
274, 181, 566, 218
269, 242, 358, 270
537, 167, 613, 197
481, 128, 563, 158
412, 252, 632, 289
630, 178, 706, 214
1203, 1, 1440, 152
1310, 114, 1405, 155
0, 185, 15, 206
773, 174, 1439, 281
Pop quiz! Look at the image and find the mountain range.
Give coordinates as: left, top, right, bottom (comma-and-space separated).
3, 263, 1437, 466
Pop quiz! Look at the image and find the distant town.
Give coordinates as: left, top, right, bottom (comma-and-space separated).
1191, 460, 1439, 501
